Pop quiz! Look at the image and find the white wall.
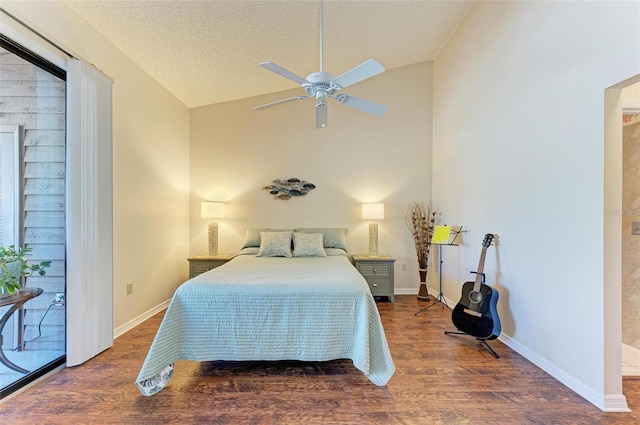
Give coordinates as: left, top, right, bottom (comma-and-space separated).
189, 62, 433, 292
1, 1, 191, 329
433, 0, 640, 411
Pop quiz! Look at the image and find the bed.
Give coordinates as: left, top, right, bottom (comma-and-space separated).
135, 228, 395, 396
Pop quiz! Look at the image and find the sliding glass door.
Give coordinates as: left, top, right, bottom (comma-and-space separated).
0, 39, 66, 398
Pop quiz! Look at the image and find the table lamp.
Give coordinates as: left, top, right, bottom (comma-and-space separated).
201, 201, 225, 256
362, 203, 384, 257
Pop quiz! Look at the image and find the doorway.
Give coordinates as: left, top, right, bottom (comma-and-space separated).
622, 81, 640, 377
604, 73, 640, 411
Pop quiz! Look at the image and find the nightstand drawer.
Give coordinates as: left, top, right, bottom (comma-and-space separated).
367, 279, 391, 296
190, 262, 224, 276
357, 263, 391, 278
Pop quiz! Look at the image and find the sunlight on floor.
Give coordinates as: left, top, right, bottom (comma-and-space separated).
623, 344, 640, 377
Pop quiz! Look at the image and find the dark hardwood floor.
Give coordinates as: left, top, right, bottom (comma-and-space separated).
2, 295, 639, 424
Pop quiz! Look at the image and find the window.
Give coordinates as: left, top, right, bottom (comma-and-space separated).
0, 40, 66, 399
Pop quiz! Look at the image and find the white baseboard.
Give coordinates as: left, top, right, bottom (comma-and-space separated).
394, 288, 419, 295
604, 394, 632, 412
113, 299, 170, 339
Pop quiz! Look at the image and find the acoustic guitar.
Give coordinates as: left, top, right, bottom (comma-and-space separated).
451, 234, 501, 340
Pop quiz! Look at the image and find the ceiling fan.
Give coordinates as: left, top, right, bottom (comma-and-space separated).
254, 0, 387, 129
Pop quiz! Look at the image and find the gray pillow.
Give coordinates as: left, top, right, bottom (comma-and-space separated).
241, 228, 292, 249
241, 228, 269, 249
325, 248, 347, 256
294, 228, 347, 250
239, 247, 260, 255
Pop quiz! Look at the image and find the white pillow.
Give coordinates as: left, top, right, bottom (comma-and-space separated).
293, 232, 327, 257
257, 231, 293, 257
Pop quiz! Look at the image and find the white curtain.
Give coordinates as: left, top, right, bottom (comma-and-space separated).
65, 58, 114, 366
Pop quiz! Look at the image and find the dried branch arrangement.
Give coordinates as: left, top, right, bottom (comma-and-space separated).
404, 201, 437, 271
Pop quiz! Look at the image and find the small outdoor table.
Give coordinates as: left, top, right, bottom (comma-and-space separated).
0, 287, 43, 373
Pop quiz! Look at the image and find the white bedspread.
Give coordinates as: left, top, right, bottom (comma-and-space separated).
135, 254, 395, 396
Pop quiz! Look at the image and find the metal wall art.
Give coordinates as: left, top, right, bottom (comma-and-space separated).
263, 178, 316, 200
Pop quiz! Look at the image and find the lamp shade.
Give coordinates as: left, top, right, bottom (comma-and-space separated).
201, 201, 225, 219
362, 203, 384, 220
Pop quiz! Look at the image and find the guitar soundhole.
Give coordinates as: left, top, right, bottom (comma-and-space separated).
469, 291, 483, 304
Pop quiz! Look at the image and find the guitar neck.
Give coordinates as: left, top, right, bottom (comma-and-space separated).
472, 247, 488, 292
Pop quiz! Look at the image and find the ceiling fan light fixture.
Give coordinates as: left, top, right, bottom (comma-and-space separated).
316, 102, 328, 129
306, 71, 334, 84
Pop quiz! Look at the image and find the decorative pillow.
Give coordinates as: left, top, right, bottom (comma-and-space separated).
294, 228, 347, 250
239, 247, 260, 256
241, 228, 269, 249
324, 248, 347, 257
257, 231, 293, 257
293, 232, 327, 257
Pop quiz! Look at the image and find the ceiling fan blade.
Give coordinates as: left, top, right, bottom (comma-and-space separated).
259, 62, 310, 86
331, 59, 385, 89
335, 94, 387, 116
254, 95, 309, 111
316, 102, 328, 128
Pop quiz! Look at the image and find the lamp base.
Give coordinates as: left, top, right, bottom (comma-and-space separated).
368, 222, 378, 257
208, 222, 219, 256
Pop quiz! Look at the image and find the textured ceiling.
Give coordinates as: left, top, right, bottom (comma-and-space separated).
63, 0, 476, 108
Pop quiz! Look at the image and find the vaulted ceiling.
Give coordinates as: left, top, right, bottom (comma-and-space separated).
64, 0, 476, 108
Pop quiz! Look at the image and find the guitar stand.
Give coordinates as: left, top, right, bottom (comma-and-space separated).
444, 330, 500, 358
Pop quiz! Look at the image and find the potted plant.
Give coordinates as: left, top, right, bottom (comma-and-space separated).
405, 201, 438, 301
0, 245, 51, 297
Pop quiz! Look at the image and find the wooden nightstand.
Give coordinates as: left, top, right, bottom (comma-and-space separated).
352, 255, 396, 302
187, 254, 235, 278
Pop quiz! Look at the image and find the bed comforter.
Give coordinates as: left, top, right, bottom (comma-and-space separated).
135, 254, 395, 396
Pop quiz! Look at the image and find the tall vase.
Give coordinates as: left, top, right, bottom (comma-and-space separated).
417, 268, 430, 301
